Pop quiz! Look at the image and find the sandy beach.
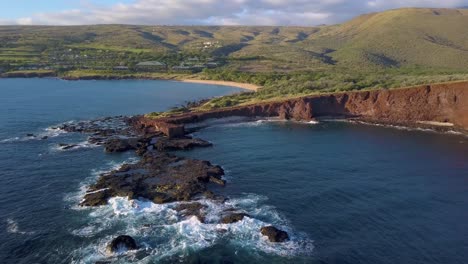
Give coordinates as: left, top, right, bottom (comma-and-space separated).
181, 79, 260, 91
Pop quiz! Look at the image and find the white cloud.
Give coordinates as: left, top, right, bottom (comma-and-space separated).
1, 0, 467, 26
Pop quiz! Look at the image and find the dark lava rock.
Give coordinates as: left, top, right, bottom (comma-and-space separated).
104, 138, 139, 153
81, 152, 225, 207
154, 136, 212, 151
260, 226, 289, 242
221, 212, 249, 224
106, 235, 138, 253
59, 143, 78, 150
174, 202, 207, 222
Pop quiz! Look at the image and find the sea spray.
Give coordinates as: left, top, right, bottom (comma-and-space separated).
70, 196, 314, 263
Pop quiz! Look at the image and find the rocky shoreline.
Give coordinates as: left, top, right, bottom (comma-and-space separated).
51, 115, 290, 255
31, 80, 466, 255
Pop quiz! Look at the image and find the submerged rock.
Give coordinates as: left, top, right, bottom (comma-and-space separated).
58, 143, 78, 150
26, 133, 35, 137
107, 235, 138, 253
260, 226, 289, 242
221, 212, 249, 224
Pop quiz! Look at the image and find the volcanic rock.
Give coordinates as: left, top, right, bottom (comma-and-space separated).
80, 152, 225, 206
154, 136, 212, 151
106, 235, 138, 253
104, 138, 139, 153
221, 212, 249, 224
58, 143, 78, 150
260, 226, 289, 242
174, 202, 207, 222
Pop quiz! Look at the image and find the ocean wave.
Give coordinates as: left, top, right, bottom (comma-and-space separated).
51, 141, 100, 152
336, 119, 467, 136
69, 195, 314, 263
64, 157, 140, 207
0, 126, 68, 144
6, 218, 35, 235
215, 118, 320, 129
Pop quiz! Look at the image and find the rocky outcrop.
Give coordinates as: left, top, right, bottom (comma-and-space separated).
154, 136, 212, 151
221, 212, 250, 224
260, 226, 289, 242
174, 202, 207, 222
132, 81, 468, 136
104, 138, 140, 153
80, 152, 225, 206
107, 235, 138, 253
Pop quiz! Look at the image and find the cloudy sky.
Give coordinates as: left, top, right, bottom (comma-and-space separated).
1, 0, 467, 26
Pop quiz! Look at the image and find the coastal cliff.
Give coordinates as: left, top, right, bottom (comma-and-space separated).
131, 81, 468, 137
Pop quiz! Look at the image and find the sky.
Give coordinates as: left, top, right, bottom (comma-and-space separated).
0, 0, 467, 26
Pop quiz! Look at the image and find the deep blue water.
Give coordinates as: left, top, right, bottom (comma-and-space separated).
1, 79, 467, 264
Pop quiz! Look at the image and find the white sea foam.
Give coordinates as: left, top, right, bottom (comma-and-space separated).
70, 194, 314, 263
0, 126, 68, 144
329, 119, 467, 137
51, 141, 100, 152
64, 157, 139, 207
6, 218, 34, 235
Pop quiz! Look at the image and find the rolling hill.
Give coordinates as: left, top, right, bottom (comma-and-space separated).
1, 8, 468, 73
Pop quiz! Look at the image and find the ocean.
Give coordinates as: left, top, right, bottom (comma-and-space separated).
0, 78, 467, 263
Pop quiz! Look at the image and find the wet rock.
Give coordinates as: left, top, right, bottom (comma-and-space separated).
174, 202, 207, 222
58, 143, 78, 150
81, 152, 225, 207
221, 212, 249, 224
203, 191, 227, 202
26, 133, 35, 137
260, 226, 289, 242
80, 189, 110, 207
106, 235, 138, 253
104, 138, 139, 153
154, 136, 212, 151
41, 136, 48, 140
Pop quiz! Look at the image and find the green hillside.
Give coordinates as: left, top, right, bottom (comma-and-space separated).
1, 8, 468, 71
314, 8, 468, 69
2, 8, 468, 109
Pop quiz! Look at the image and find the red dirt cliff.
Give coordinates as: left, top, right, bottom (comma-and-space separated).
131, 81, 468, 137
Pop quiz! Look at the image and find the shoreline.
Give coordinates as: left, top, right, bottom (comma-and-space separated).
180, 79, 260, 91
0, 74, 260, 92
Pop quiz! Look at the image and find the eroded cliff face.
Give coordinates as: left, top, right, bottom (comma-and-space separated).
131, 81, 468, 137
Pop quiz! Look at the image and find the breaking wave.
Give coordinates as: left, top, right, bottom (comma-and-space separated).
51, 141, 100, 152
69, 195, 313, 263
64, 157, 140, 207
0, 126, 67, 144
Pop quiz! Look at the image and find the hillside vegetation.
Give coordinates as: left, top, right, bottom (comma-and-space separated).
1, 8, 468, 109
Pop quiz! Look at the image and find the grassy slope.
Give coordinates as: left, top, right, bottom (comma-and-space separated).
2, 8, 468, 70
315, 8, 468, 69
1, 8, 468, 111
